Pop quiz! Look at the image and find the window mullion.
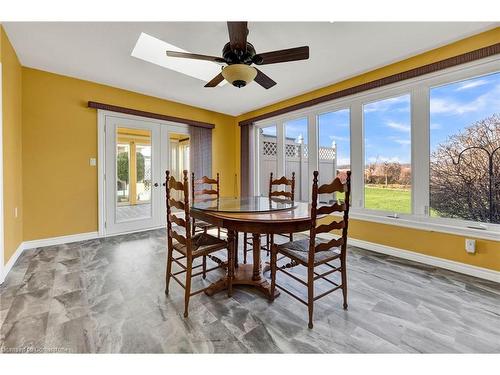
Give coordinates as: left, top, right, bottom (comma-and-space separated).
350, 101, 364, 209
308, 113, 318, 201
276, 121, 285, 177
412, 85, 430, 217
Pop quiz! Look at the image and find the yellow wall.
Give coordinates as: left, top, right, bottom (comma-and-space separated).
1, 26, 24, 265
5, 25, 499, 273
238, 27, 500, 271
22, 68, 238, 242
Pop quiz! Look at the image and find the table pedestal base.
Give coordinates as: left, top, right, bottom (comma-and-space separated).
204, 264, 280, 300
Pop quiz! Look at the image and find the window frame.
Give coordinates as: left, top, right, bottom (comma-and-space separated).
253, 55, 500, 241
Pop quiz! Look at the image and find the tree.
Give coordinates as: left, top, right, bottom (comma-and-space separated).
430, 114, 500, 223
117, 151, 145, 183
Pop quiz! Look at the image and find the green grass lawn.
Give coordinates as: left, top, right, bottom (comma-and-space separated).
364, 186, 411, 214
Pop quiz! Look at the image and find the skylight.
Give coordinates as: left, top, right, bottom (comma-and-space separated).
131, 32, 225, 86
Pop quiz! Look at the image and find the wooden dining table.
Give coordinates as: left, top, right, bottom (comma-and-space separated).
191, 196, 313, 300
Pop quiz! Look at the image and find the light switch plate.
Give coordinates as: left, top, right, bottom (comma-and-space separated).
89, 158, 97, 166
465, 239, 476, 254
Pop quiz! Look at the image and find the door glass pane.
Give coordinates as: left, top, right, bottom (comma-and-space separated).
285, 118, 308, 201
258, 125, 277, 197
116, 127, 152, 222
318, 109, 350, 204
363, 94, 412, 214
430, 72, 500, 224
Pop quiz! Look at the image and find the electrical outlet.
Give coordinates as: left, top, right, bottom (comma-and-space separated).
14, 207, 18, 218
89, 158, 97, 166
465, 239, 476, 254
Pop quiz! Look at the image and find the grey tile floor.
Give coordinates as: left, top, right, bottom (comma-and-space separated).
0, 228, 499, 353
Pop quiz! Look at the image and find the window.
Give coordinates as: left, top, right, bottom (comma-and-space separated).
258, 125, 277, 197
363, 94, 412, 214
285, 118, 308, 200
430, 72, 500, 224
252, 59, 500, 238
318, 109, 350, 203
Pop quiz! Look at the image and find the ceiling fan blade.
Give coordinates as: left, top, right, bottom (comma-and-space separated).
166, 51, 225, 64
254, 69, 277, 89
254, 46, 309, 65
227, 22, 248, 52
204, 73, 225, 88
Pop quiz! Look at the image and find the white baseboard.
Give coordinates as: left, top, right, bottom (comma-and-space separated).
1, 231, 100, 284
0, 242, 24, 284
22, 231, 99, 250
348, 238, 500, 283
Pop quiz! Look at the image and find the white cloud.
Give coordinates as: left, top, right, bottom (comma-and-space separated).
430, 123, 442, 130
431, 83, 500, 115
364, 95, 410, 113
329, 135, 349, 142
454, 79, 490, 91
367, 156, 403, 163
386, 121, 410, 133
393, 139, 411, 145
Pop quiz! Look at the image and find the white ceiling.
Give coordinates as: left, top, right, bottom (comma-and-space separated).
3, 22, 497, 116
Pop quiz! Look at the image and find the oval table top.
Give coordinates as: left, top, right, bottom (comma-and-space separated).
191, 197, 313, 234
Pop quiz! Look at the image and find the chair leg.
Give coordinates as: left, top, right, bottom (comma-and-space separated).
165, 246, 173, 295
218, 227, 221, 239
227, 230, 235, 298
243, 232, 248, 264
266, 234, 270, 256
202, 255, 207, 279
270, 245, 277, 302
234, 232, 239, 268
341, 255, 348, 310
289, 233, 293, 241
184, 257, 193, 318
192, 218, 196, 236
307, 266, 314, 329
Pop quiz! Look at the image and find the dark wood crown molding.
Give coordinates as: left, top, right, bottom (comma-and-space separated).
239, 43, 500, 126
88, 101, 215, 129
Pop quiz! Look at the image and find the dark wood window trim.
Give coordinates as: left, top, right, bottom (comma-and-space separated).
88, 101, 215, 129
238, 43, 500, 126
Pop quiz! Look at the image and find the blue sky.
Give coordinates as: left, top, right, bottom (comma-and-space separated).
430, 72, 500, 151
364, 95, 411, 164
260, 71, 499, 167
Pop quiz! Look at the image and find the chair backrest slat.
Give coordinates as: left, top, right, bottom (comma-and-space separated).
169, 214, 186, 227
315, 237, 344, 253
309, 171, 351, 259
268, 172, 295, 200
315, 220, 345, 234
166, 170, 192, 255
194, 189, 218, 196
269, 190, 293, 198
191, 173, 219, 202
169, 198, 185, 211
316, 202, 346, 215
317, 178, 345, 195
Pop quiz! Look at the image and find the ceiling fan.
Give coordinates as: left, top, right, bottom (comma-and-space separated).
166, 22, 309, 89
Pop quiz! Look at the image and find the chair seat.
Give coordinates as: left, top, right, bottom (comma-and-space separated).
276, 239, 341, 265
194, 220, 215, 229
172, 229, 227, 257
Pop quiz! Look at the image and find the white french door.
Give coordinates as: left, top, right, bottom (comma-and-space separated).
102, 113, 189, 235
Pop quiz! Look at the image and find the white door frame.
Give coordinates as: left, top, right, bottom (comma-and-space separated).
97, 109, 189, 237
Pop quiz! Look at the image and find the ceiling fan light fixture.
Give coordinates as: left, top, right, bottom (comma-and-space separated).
221, 64, 257, 88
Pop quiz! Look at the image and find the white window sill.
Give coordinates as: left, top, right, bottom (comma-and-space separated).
347, 210, 500, 242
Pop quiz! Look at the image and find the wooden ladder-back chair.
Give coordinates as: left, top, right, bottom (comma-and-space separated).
243, 172, 295, 263
191, 173, 221, 237
270, 170, 351, 329
165, 170, 233, 317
